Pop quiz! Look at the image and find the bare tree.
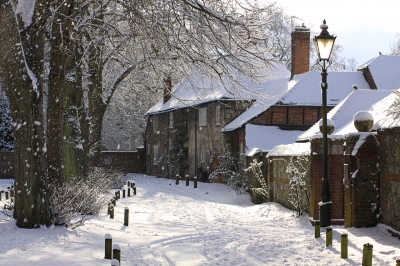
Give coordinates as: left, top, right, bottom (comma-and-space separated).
0, 0, 287, 227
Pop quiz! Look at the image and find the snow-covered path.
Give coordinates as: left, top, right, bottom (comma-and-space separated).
0, 174, 399, 265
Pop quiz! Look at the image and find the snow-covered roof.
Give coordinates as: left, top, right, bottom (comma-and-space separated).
146, 64, 290, 115
221, 78, 289, 131
296, 89, 393, 141
279, 71, 370, 106
222, 70, 369, 132
266, 142, 310, 157
358, 55, 400, 90
245, 124, 306, 155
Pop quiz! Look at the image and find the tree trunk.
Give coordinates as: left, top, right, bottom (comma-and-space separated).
0, 1, 50, 227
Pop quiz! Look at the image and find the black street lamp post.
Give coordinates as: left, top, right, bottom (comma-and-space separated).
313, 19, 336, 227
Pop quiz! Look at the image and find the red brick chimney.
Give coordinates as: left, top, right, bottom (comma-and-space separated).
163, 76, 172, 104
291, 23, 310, 79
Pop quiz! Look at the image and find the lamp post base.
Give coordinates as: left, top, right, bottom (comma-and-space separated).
319, 201, 332, 227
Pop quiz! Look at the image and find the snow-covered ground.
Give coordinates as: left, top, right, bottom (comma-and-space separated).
0, 174, 399, 265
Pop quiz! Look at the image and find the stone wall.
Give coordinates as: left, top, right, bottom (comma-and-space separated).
0, 151, 14, 179
267, 155, 310, 212
378, 128, 400, 232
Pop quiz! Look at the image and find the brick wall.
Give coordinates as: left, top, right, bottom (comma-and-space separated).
310, 137, 344, 222
378, 128, 400, 232
101, 149, 144, 174
0, 151, 14, 179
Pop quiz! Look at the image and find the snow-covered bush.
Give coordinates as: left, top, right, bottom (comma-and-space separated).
0, 99, 13, 151
50, 168, 124, 228
286, 156, 310, 217
246, 159, 268, 201
210, 145, 249, 195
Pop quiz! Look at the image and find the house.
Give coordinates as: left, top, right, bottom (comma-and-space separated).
144, 65, 289, 180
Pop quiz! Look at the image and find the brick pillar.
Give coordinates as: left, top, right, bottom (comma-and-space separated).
310, 137, 344, 223
345, 133, 380, 228
291, 24, 310, 79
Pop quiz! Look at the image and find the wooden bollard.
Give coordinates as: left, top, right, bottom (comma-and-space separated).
186, 175, 189, 186
396, 259, 400, 266
362, 243, 373, 266
113, 244, 121, 264
175, 175, 179, 185
122, 190, 125, 198
314, 220, 320, 238
10, 190, 14, 198
127, 181, 131, 187
133, 187, 136, 195
110, 204, 114, 219
341, 233, 348, 258
194, 176, 197, 189
111, 259, 119, 266
326, 226, 333, 247
128, 188, 130, 197
108, 202, 111, 214
115, 191, 118, 200
5, 191, 9, 200
112, 198, 116, 207
0, 192, 2, 201
105, 234, 112, 259
124, 207, 129, 226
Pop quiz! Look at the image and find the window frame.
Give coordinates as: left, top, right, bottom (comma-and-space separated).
199, 107, 207, 126
216, 105, 221, 125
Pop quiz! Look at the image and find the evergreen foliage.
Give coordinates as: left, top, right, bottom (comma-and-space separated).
0, 100, 13, 151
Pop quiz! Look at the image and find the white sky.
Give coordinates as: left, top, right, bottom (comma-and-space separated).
275, 0, 400, 66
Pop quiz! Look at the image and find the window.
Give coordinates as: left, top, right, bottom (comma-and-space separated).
153, 146, 159, 165
199, 107, 207, 126
216, 106, 221, 125
153, 115, 158, 132
169, 112, 173, 128
201, 145, 205, 163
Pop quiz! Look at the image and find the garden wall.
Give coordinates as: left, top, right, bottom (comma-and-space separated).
101, 148, 145, 174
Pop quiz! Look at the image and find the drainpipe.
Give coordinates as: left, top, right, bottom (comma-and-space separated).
194, 108, 197, 177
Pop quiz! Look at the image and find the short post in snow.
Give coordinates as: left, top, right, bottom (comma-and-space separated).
112, 198, 116, 207
131, 183, 135, 188
326, 226, 332, 247
0, 192, 2, 201
127, 181, 131, 187
122, 189, 125, 198
113, 244, 121, 264
124, 207, 129, 226
362, 243, 373, 266
109, 204, 114, 219
10, 189, 14, 198
194, 176, 197, 189
115, 191, 119, 200
396, 259, 400, 266
108, 202, 111, 214
5, 191, 9, 200
127, 188, 131, 197
175, 174, 179, 185
111, 259, 119, 266
186, 175, 189, 186
133, 187, 136, 195
105, 233, 112, 259
341, 233, 348, 258
314, 220, 320, 238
